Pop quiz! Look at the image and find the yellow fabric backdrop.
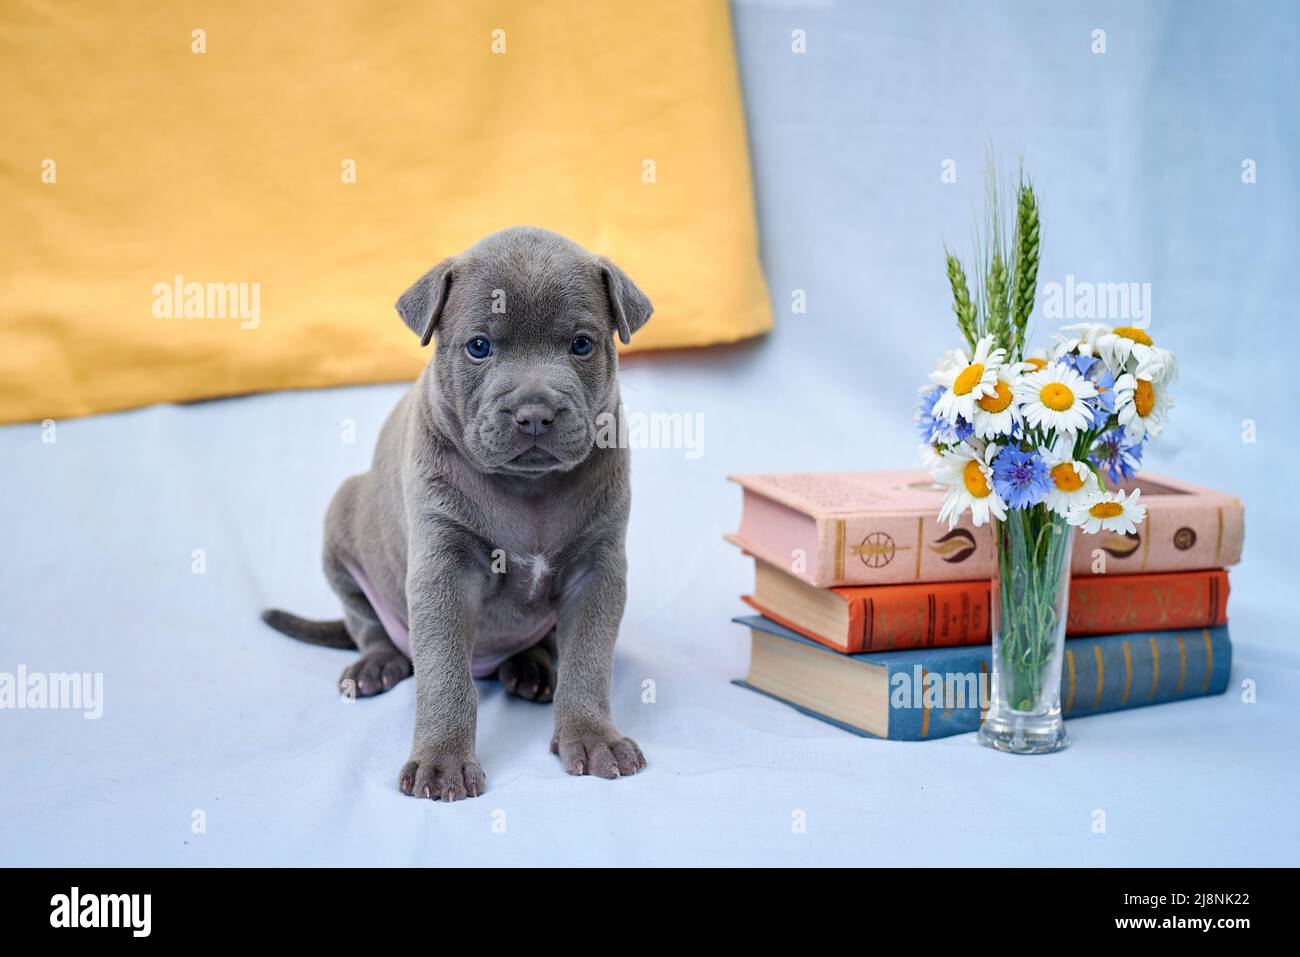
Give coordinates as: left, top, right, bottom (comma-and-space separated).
0, 0, 771, 424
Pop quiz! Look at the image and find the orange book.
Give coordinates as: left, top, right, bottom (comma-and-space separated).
728, 469, 1244, 588
741, 558, 1230, 653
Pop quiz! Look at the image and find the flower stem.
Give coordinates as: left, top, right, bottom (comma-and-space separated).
995, 505, 1070, 711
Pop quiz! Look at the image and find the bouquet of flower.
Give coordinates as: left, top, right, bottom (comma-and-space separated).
916, 168, 1176, 751
917, 181, 1175, 539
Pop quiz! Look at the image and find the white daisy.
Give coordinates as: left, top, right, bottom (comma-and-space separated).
1067, 487, 1146, 535
929, 335, 1006, 425
1015, 361, 1098, 436
1114, 371, 1173, 443
1096, 324, 1178, 383
1052, 322, 1109, 359
1039, 439, 1101, 517
932, 442, 1007, 529
1132, 346, 1178, 386
930, 348, 969, 374
1021, 349, 1050, 372
971, 362, 1026, 439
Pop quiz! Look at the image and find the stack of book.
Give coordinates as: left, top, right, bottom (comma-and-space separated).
727, 470, 1242, 740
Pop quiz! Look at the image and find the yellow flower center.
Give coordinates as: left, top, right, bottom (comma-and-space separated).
1089, 501, 1125, 519
1134, 379, 1155, 417
1112, 326, 1153, 346
1039, 382, 1075, 412
953, 363, 985, 396
962, 460, 990, 498
1050, 463, 1085, 492
976, 380, 1014, 413
1024, 357, 1047, 370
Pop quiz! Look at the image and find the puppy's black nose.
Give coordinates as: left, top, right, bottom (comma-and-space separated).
514, 404, 556, 436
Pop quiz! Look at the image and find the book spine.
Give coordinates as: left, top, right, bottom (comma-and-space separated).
859, 581, 990, 651
826, 499, 1243, 586
822, 513, 956, 586
1069, 498, 1243, 578
1066, 570, 1229, 635
882, 627, 1231, 740
859, 570, 1229, 649
1061, 627, 1232, 718
882, 648, 991, 740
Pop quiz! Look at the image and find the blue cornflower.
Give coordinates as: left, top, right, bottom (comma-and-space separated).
918, 389, 992, 447
917, 386, 956, 444
1093, 430, 1144, 485
1065, 353, 1116, 426
1062, 353, 1096, 377
992, 446, 1051, 509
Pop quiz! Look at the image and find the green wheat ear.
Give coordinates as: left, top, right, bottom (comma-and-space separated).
986, 251, 1011, 351
1012, 181, 1040, 358
945, 252, 979, 351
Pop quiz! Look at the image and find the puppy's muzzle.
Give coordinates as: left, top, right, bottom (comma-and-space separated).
514, 402, 557, 437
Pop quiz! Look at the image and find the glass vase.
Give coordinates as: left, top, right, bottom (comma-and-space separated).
978, 505, 1073, 754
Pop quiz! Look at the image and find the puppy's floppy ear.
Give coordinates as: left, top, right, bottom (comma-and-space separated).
598, 257, 654, 345
395, 257, 455, 347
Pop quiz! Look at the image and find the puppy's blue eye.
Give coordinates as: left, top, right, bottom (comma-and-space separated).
465, 337, 492, 360
570, 334, 593, 356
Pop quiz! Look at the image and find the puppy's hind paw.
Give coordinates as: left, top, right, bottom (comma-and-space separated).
398, 748, 486, 802
498, 644, 556, 703
550, 726, 646, 780
339, 648, 411, 698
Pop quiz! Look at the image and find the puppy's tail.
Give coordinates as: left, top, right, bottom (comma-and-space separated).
260, 609, 356, 650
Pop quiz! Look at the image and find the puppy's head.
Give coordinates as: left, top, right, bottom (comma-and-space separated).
395, 226, 653, 475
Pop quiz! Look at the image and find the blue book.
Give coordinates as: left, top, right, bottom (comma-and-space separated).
733, 614, 1232, 741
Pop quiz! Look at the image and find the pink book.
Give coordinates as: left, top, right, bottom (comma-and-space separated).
727, 470, 1244, 588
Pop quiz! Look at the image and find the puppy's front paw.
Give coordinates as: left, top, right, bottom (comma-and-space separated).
550, 725, 646, 779
339, 648, 411, 697
398, 745, 486, 801
498, 645, 556, 702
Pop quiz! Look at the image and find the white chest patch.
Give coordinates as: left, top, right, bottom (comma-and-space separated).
512, 552, 551, 600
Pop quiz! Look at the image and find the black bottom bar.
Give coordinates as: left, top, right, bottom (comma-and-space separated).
0, 866, 1278, 941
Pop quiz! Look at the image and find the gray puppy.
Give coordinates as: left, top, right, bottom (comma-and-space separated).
263, 226, 651, 800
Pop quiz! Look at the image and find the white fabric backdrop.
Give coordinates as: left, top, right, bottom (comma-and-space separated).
2, 0, 1297, 865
